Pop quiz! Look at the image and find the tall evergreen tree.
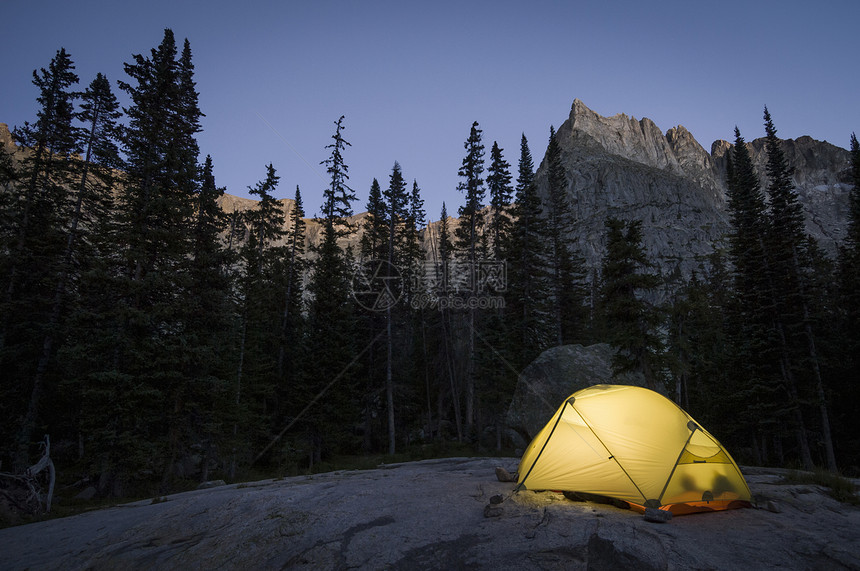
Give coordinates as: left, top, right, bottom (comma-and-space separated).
305, 116, 360, 466
2, 48, 80, 467
437, 201, 453, 278
183, 155, 233, 476
319, 115, 356, 235
357, 177, 388, 452
668, 256, 733, 431
1, 47, 79, 349
402, 179, 426, 300
453, 121, 485, 432
383, 161, 410, 454
842, 133, 860, 358
82, 28, 207, 490
847, 133, 860, 253
454, 122, 486, 260
402, 178, 427, 443
232, 164, 286, 469
835, 133, 860, 466
431, 201, 463, 441
762, 108, 835, 471
359, 178, 388, 261
506, 134, 552, 366
724, 124, 813, 468
599, 218, 663, 390
724, 126, 786, 464
486, 141, 513, 261
276, 185, 307, 382
19, 72, 123, 466
384, 162, 410, 266
543, 126, 587, 345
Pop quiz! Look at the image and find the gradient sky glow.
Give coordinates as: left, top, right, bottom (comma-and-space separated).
2, 0, 858, 221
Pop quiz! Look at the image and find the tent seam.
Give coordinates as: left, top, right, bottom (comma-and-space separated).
570, 403, 648, 505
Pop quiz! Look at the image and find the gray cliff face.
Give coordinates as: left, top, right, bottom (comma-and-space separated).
712, 134, 853, 250
536, 99, 851, 287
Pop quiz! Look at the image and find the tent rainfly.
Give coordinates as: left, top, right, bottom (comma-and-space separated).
516, 384, 752, 515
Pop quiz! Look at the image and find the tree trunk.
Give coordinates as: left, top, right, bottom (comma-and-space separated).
16, 107, 102, 468
442, 309, 463, 442
231, 314, 247, 479
792, 250, 838, 471
386, 307, 396, 455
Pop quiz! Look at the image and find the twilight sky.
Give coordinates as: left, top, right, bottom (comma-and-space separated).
2, 0, 858, 222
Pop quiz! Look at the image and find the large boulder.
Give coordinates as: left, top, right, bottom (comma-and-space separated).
506, 343, 648, 445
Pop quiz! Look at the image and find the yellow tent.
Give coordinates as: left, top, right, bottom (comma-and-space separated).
516, 384, 752, 515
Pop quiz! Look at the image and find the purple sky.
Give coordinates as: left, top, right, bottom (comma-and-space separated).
2, 0, 858, 222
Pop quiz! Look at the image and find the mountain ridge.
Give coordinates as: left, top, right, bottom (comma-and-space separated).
532, 100, 851, 289
2, 102, 852, 279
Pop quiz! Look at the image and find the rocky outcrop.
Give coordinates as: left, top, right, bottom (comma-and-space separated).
1, 123, 28, 163
506, 344, 648, 445
1, 457, 858, 570
536, 100, 851, 288
214, 194, 369, 261
0, 123, 14, 149
712, 134, 853, 249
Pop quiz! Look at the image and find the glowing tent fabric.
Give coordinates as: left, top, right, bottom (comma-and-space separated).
516, 384, 752, 515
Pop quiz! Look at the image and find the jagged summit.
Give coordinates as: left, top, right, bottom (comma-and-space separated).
536, 99, 851, 294
563, 99, 717, 183
2, 101, 851, 288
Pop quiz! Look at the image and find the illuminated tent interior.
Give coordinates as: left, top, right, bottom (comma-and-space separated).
516, 384, 752, 515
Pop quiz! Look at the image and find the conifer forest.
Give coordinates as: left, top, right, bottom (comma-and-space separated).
2, 30, 859, 499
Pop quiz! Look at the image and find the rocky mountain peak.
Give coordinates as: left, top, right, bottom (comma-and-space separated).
537, 100, 850, 295
564, 99, 715, 182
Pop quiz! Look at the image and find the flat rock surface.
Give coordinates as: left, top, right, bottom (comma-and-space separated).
1, 457, 858, 570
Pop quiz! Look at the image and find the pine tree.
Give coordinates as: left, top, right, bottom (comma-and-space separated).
674, 257, 733, 430
402, 178, 427, 442
453, 121, 485, 432
599, 218, 663, 390
382, 162, 410, 454
836, 134, 860, 460
232, 164, 286, 469
543, 126, 587, 345
83, 29, 208, 490
19, 72, 123, 466
320, 115, 356, 234
847, 133, 860, 253
506, 134, 552, 365
305, 116, 361, 466
438, 201, 453, 277
384, 162, 410, 266
183, 155, 233, 473
276, 185, 307, 382
359, 178, 388, 261
2, 47, 79, 354
724, 123, 814, 468
402, 179, 426, 301
763, 108, 835, 471
454, 122, 486, 260
486, 141, 513, 261
357, 177, 388, 452
2, 48, 80, 467
430, 201, 463, 441
724, 126, 786, 464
